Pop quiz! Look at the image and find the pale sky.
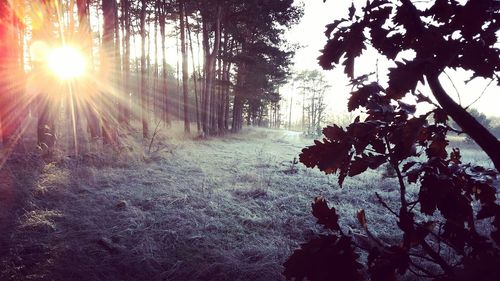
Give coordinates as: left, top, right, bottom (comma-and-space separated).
283, 0, 500, 121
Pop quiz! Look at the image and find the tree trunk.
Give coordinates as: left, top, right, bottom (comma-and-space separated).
185, 14, 200, 132
122, 0, 131, 124
232, 94, 244, 132
0, 3, 22, 147
140, 0, 149, 138
224, 86, 230, 131
101, 0, 117, 145
176, 31, 181, 120
113, 0, 123, 125
159, 2, 170, 126
153, 2, 159, 121
32, 4, 56, 153
201, 16, 210, 135
179, 0, 190, 133
201, 5, 222, 136
426, 72, 500, 171
77, 0, 100, 139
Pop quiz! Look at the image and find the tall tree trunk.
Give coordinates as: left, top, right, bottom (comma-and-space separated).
231, 64, 245, 133
121, 0, 131, 124
186, 14, 200, 132
140, 0, 149, 138
179, 0, 190, 133
114, 0, 124, 125
176, 30, 181, 121
223, 40, 234, 131
231, 94, 243, 133
159, 1, 170, 126
195, 20, 204, 131
201, 16, 209, 134
201, 5, 222, 136
426, 72, 500, 171
224, 85, 230, 131
217, 57, 225, 132
101, 0, 117, 145
32, 2, 56, 153
153, 2, 159, 121
0, 2, 23, 148
146, 20, 151, 119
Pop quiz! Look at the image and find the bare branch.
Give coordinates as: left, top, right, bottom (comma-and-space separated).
465, 79, 494, 110
443, 70, 462, 106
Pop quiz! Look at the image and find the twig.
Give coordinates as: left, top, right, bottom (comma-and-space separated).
408, 200, 419, 212
445, 125, 464, 135
465, 78, 493, 110
416, 90, 440, 108
443, 70, 462, 106
375, 192, 399, 217
421, 240, 455, 276
148, 120, 162, 154
384, 136, 408, 211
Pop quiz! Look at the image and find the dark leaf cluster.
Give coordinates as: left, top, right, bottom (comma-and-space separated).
289, 81, 499, 280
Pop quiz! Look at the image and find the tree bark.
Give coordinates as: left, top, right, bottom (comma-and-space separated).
77, 0, 100, 139
159, 1, 170, 126
101, 0, 117, 145
201, 5, 222, 136
179, 0, 190, 133
140, 0, 149, 138
185, 14, 200, 132
153, 2, 159, 121
121, 0, 131, 124
426, 72, 500, 171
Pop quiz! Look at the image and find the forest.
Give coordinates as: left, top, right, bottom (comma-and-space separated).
0, 0, 499, 281
0, 0, 301, 153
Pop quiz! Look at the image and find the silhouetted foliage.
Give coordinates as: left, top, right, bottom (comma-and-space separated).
285, 78, 500, 280
284, 1, 500, 279
319, 0, 500, 170
284, 197, 363, 281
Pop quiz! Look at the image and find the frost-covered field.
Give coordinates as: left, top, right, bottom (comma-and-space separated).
0, 126, 493, 281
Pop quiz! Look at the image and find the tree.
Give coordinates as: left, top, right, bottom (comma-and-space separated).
120, 0, 131, 125
140, 0, 149, 138
101, 0, 118, 145
228, 0, 302, 132
185, 12, 201, 132
77, 0, 100, 139
0, 0, 304, 157
178, 0, 190, 133
159, 0, 171, 126
318, 0, 500, 170
284, 1, 500, 280
294, 70, 330, 136
33, 0, 58, 153
0, 1, 22, 147
200, 2, 222, 136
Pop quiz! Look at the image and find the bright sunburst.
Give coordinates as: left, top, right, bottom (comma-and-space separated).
47, 46, 86, 80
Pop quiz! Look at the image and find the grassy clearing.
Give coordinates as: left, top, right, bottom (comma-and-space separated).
0, 125, 496, 281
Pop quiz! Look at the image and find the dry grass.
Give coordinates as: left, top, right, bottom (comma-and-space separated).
0, 125, 496, 281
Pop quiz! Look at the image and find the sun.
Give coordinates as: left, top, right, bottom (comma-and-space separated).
47, 46, 87, 80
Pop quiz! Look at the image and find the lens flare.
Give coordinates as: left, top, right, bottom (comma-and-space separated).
47, 46, 86, 80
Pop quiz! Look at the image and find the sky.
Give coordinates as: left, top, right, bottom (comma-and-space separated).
283, 0, 500, 121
